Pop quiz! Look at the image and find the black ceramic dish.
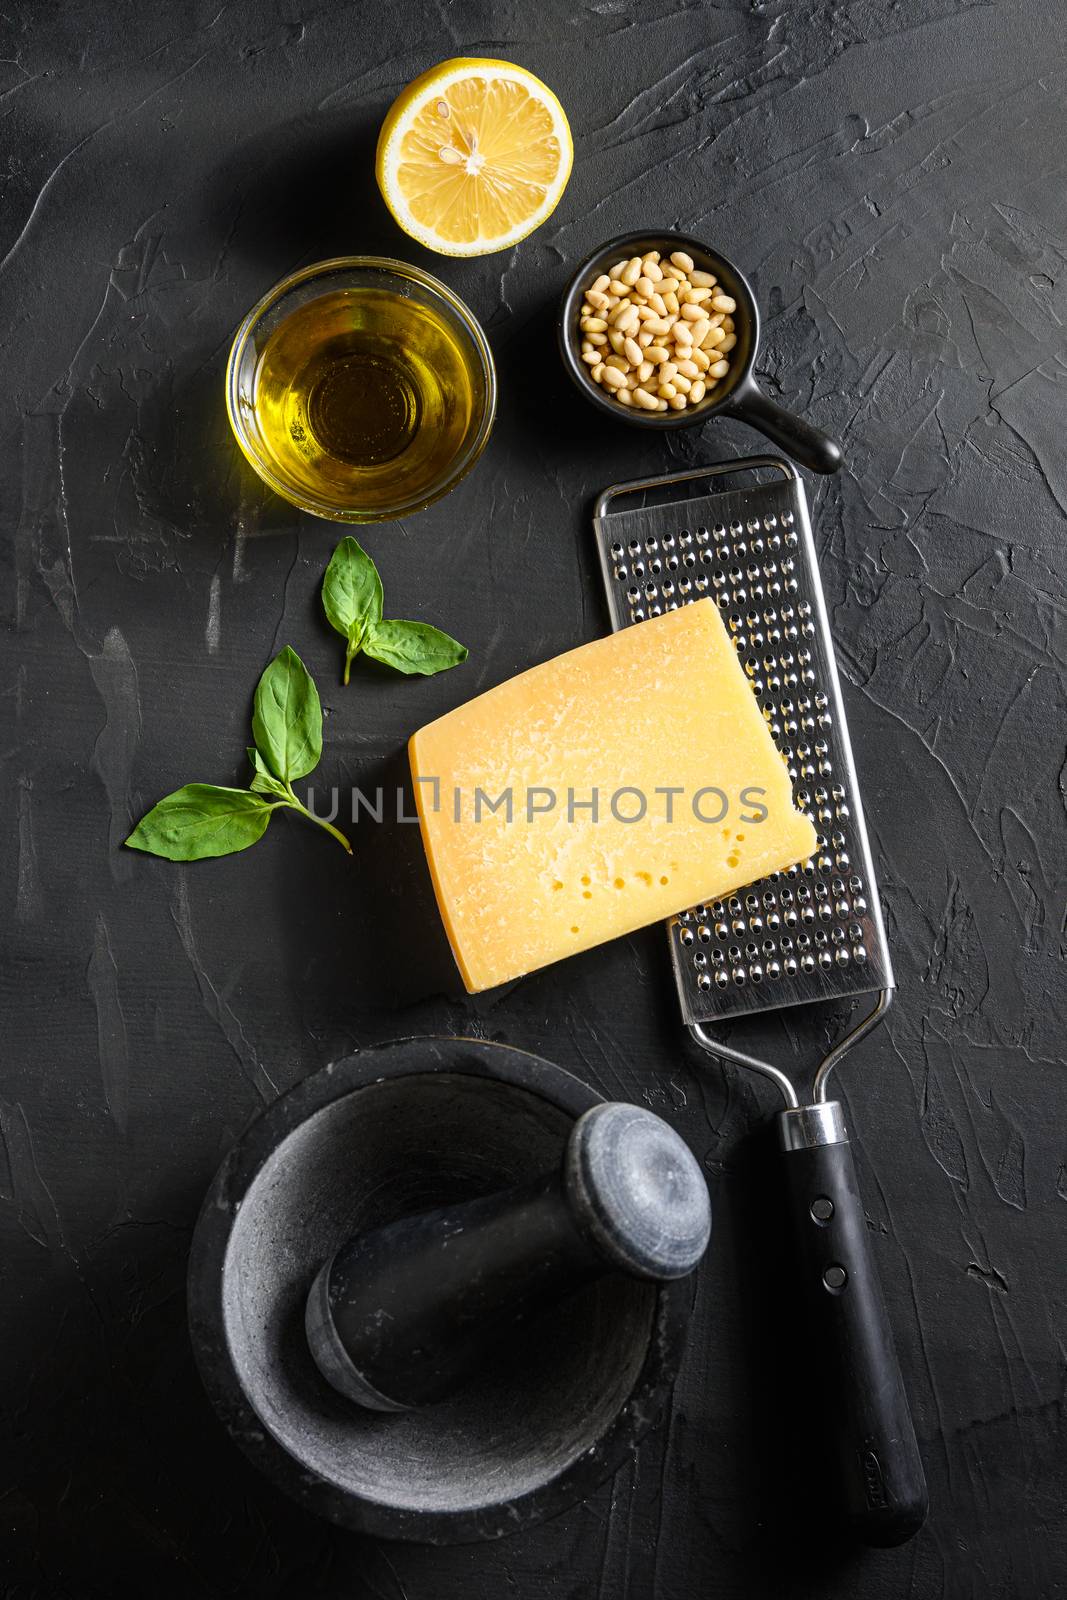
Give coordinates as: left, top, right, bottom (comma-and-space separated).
187, 1037, 695, 1544
558, 230, 842, 475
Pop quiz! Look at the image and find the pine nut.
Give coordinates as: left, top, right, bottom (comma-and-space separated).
637, 331, 653, 347
689, 270, 716, 287
581, 316, 608, 332
587, 331, 607, 345
600, 366, 627, 389
680, 303, 704, 322
643, 258, 663, 282
644, 250, 661, 263
692, 348, 710, 371
675, 358, 699, 378
633, 276, 655, 298
621, 257, 643, 286
648, 293, 668, 317
670, 250, 695, 273
580, 348, 600, 365
623, 336, 642, 366
663, 292, 680, 314
585, 290, 610, 311
710, 294, 736, 313
657, 398, 668, 410
592, 273, 611, 293
609, 279, 628, 299
608, 330, 626, 354
672, 373, 692, 394
658, 382, 677, 399
592, 363, 605, 382
658, 276, 680, 295
722, 315, 734, 331
617, 387, 633, 405
690, 318, 710, 345
674, 322, 693, 346
701, 327, 726, 349
705, 312, 725, 329
719, 332, 737, 352
607, 260, 627, 280
690, 379, 706, 402
633, 387, 659, 409
638, 360, 654, 383
644, 316, 672, 336
668, 393, 688, 410
659, 361, 677, 383
605, 354, 628, 371
708, 358, 730, 379
645, 346, 670, 364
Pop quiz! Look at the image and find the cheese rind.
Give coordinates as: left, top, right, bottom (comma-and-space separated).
410, 601, 817, 993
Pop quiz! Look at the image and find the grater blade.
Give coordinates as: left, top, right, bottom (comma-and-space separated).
593, 457, 893, 1028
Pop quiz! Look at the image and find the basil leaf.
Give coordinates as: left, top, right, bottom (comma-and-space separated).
322, 537, 383, 638
323, 538, 385, 685
252, 646, 322, 782
362, 619, 468, 677
125, 785, 274, 861
248, 747, 288, 799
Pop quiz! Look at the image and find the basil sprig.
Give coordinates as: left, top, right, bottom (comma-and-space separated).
126, 646, 351, 861
322, 537, 467, 684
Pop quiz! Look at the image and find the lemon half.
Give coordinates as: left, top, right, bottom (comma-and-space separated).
376, 58, 573, 257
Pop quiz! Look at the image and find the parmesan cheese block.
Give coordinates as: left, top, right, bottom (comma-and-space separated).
410, 600, 816, 993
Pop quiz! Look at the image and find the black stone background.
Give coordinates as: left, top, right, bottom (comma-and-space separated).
2, 2, 1066, 1596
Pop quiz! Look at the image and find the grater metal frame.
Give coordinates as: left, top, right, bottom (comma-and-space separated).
593, 457, 894, 1106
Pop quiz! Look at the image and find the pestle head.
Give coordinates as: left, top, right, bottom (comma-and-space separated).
564, 1104, 711, 1280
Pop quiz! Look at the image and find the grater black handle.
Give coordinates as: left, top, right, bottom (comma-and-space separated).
723, 381, 842, 475
778, 1102, 928, 1546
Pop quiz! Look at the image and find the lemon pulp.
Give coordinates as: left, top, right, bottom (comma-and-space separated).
377, 58, 573, 256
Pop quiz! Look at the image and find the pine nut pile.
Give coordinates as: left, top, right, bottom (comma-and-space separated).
578, 249, 737, 413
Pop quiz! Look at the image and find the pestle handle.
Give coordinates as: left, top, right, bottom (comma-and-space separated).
306, 1170, 590, 1410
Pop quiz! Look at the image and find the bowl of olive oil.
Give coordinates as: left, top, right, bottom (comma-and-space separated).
227, 257, 496, 522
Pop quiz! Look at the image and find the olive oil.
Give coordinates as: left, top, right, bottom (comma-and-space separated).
251, 288, 477, 517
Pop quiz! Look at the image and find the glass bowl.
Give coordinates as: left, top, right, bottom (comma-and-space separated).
226, 257, 497, 523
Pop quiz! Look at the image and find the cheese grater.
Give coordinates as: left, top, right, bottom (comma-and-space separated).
594, 457, 928, 1547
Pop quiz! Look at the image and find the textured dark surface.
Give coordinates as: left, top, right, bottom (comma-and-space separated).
2, 2, 1066, 1596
